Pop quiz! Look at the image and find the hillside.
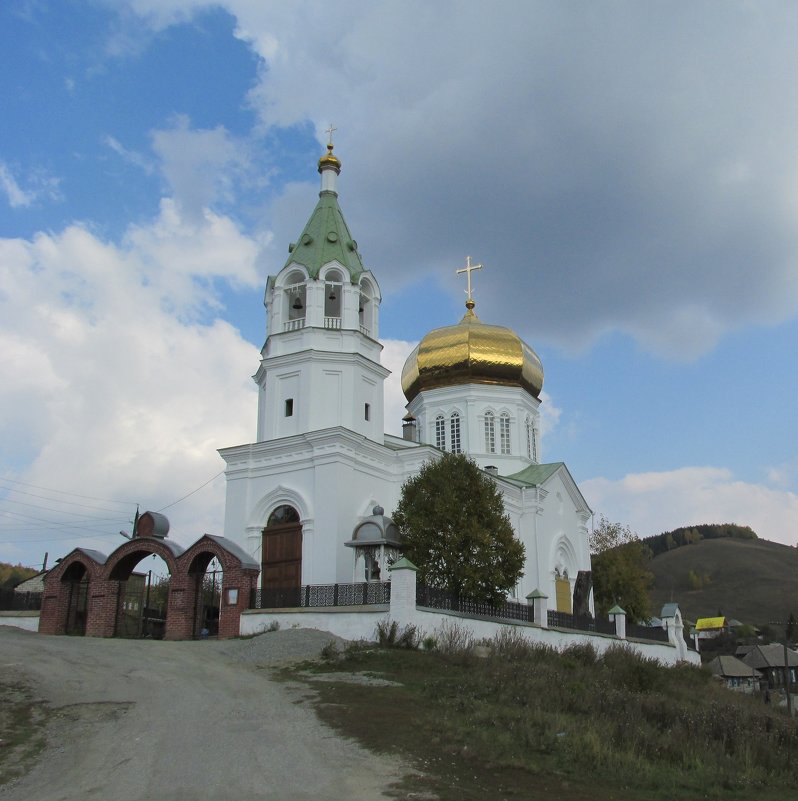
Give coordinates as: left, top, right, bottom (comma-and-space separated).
648, 536, 798, 628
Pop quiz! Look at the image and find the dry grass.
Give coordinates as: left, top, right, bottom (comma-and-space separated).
293, 632, 798, 800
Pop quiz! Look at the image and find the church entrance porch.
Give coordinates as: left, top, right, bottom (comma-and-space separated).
261, 505, 302, 606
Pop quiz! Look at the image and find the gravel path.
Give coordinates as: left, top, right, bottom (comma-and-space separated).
0, 627, 405, 801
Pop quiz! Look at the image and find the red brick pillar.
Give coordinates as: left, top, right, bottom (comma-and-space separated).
85, 579, 121, 638
218, 567, 259, 639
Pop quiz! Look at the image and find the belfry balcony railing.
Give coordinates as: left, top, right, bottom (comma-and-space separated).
249, 581, 391, 610
323, 316, 341, 329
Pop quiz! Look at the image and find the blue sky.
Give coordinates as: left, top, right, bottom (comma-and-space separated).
2, 1, 797, 569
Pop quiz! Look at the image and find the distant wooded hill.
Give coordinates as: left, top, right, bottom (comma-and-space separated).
642, 523, 757, 557
647, 533, 798, 630
0, 562, 39, 589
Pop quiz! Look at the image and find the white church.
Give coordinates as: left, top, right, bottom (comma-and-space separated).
219, 141, 594, 615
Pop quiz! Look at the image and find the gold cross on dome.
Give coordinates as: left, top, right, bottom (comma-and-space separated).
325, 124, 337, 145
456, 255, 483, 302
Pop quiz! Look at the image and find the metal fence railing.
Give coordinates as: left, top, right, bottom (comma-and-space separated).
249, 581, 391, 610
415, 584, 535, 624
547, 610, 616, 635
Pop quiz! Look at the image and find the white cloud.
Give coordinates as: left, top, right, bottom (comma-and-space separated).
0, 163, 35, 208
582, 467, 798, 547
115, 0, 798, 359
0, 198, 262, 567
150, 115, 253, 223
0, 162, 60, 209
381, 339, 415, 436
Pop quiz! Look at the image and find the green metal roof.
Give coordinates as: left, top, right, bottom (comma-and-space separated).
502, 462, 565, 488
284, 190, 365, 281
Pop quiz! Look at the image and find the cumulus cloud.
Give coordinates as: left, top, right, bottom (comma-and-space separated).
113, 0, 798, 360
582, 467, 798, 547
0, 199, 262, 566
150, 115, 253, 223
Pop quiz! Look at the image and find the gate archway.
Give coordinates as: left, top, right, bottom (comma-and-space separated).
62, 561, 89, 636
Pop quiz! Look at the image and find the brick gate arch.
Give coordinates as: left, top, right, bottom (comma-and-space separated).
39, 548, 107, 636
40, 528, 259, 640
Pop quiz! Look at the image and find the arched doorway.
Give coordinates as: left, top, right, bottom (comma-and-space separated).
186, 552, 223, 638
109, 551, 171, 639
262, 505, 302, 606
62, 562, 89, 636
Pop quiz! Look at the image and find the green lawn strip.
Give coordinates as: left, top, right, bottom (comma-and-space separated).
289, 642, 798, 801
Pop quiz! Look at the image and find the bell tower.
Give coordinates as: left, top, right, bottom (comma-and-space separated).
254, 138, 388, 443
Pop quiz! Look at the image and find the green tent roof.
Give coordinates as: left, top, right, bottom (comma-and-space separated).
284, 190, 365, 281
502, 462, 564, 488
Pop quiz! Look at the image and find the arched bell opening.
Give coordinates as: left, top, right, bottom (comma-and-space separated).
324, 268, 344, 325
283, 270, 307, 329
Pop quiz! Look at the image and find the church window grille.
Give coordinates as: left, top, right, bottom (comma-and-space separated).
450, 412, 462, 454
435, 415, 446, 450
285, 398, 294, 417
525, 417, 533, 459
532, 427, 538, 462
484, 411, 495, 453
500, 413, 511, 455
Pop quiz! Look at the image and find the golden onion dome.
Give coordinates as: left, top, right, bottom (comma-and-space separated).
401, 300, 544, 402
318, 142, 341, 174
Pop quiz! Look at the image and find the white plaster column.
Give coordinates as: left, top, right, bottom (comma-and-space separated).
388, 557, 418, 626
609, 604, 627, 639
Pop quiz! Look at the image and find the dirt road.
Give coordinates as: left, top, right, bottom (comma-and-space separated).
0, 627, 405, 801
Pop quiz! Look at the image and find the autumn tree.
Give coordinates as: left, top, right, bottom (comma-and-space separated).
392, 454, 525, 605
590, 515, 653, 624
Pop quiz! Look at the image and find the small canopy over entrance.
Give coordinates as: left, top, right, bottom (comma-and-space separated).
345, 505, 402, 583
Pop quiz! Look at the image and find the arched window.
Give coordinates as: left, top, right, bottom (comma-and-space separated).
435, 415, 446, 450
500, 413, 511, 455
450, 412, 462, 454
484, 411, 495, 453
525, 416, 533, 459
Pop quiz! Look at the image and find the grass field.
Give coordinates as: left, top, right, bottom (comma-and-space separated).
291, 626, 798, 801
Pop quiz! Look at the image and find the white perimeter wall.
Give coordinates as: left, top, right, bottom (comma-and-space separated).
0, 612, 40, 632
241, 605, 698, 667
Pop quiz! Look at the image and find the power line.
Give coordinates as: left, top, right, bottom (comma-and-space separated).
0, 484, 128, 514
0, 476, 134, 506
157, 471, 224, 512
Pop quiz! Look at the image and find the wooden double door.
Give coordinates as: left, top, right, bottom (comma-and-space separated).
262, 522, 302, 600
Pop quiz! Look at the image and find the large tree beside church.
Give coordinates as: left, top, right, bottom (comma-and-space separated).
393, 454, 525, 605
590, 515, 653, 624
